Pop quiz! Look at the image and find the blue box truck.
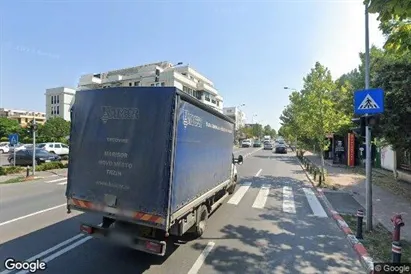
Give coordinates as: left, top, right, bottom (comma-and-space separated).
66, 87, 244, 256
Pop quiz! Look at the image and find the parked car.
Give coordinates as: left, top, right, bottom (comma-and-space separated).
9, 144, 32, 153
263, 142, 273, 150
275, 144, 287, 154
0, 143, 10, 154
253, 140, 262, 147
241, 139, 252, 148
37, 142, 69, 156
8, 149, 61, 166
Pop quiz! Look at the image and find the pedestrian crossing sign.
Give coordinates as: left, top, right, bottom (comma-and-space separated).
8, 133, 19, 145
354, 88, 384, 115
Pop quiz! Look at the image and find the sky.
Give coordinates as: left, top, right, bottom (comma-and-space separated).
0, 0, 385, 131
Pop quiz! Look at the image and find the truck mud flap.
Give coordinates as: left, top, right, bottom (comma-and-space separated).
79, 223, 167, 256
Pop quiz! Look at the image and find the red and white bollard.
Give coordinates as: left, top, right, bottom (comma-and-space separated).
391, 214, 404, 242
392, 241, 401, 263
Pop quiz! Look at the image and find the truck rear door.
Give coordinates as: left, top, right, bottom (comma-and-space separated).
66, 87, 177, 229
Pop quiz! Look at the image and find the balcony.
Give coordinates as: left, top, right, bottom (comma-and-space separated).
78, 74, 102, 86
197, 82, 218, 96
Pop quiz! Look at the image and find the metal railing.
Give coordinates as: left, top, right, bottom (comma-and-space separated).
296, 151, 326, 185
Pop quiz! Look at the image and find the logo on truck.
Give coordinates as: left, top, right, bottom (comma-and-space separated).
182, 109, 203, 129
101, 106, 140, 124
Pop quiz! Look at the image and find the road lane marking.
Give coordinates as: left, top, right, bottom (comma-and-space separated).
46, 177, 66, 183
6, 223, 103, 274
252, 184, 270, 209
0, 204, 66, 227
244, 147, 262, 158
15, 236, 93, 274
227, 182, 251, 205
282, 186, 296, 214
303, 188, 328, 217
0, 234, 85, 274
255, 169, 262, 177
187, 241, 215, 274
57, 180, 67, 185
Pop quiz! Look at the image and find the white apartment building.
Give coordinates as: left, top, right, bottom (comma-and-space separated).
77, 61, 223, 112
223, 107, 246, 130
45, 87, 76, 121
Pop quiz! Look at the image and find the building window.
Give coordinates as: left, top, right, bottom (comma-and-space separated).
129, 82, 132, 86
57, 106, 60, 115
150, 83, 155, 86
57, 96, 60, 104
51, 107, 54, 115
51, 96, 54, 104
205, 93, 211, 102
216, 101, 220, 106
134, 81, 140, 86
161, 82, 165, 86
193, 90, 202, 100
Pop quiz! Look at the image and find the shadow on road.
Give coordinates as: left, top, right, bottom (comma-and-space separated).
192, 175, 362, 274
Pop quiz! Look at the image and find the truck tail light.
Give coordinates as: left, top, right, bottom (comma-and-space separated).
80, 224, 93, 234
145, 241, 162, 254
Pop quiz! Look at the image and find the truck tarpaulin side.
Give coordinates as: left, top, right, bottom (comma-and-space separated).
170, 100, 234, 214
66, 87, 176, 224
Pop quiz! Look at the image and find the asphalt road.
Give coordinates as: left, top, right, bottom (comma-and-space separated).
0, 154, 10, 166
0, 147, 364, 274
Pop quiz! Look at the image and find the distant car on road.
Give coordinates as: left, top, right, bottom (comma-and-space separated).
241, 139, 252, 148
263, 142, 273, 150
253, 140, 262, 147
8, 149, 61, 166
275, 144, 287, 154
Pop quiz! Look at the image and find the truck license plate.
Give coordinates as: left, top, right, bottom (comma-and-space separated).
110, 232, 130, 244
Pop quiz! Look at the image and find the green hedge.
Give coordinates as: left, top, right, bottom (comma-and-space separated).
0, 166, 24, 175
0, 162, 68, 175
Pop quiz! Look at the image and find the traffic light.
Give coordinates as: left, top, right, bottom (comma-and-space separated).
29, 120, 38, 133
351, 117, 366, 137
352, 115, 380, 137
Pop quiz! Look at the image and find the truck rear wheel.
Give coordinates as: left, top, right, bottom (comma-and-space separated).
227, 175, 237, 195
194, 205, 208, 238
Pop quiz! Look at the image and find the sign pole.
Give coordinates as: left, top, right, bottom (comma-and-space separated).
364, 2, 373, 231
32, 119, 37, 176
13, 148, 16, 167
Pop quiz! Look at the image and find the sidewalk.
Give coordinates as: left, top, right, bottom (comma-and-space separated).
304, 151, 411, 242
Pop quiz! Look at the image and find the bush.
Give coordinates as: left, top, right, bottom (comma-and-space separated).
0, 166, 25, 175
0, 161, 68, 175
36, 161, 68, 171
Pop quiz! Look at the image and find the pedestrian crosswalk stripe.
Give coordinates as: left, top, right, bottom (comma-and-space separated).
252, 184, 270, 209
227, 182, 252, 205
303, 188, 328, 217
282, 186, 296, 213
46, 177, 66, 183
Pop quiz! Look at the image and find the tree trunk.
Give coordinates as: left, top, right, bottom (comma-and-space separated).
320, 151, 325, 186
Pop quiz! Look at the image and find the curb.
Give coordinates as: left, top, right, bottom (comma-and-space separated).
296, 155, 375, 274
